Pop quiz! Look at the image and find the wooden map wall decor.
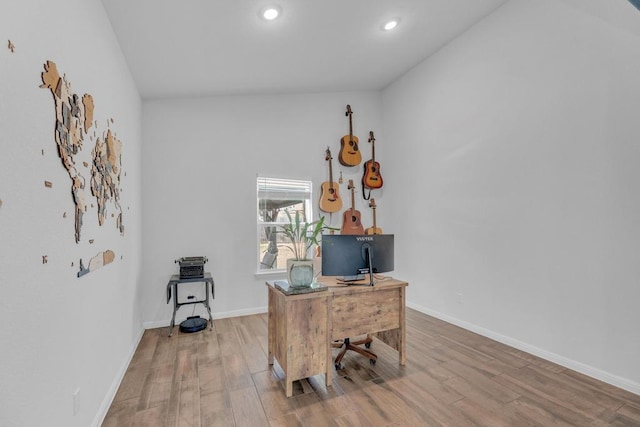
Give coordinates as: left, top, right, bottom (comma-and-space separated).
39, 60, 126, 278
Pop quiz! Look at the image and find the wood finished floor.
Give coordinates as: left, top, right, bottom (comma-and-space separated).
103, 309, 640, 426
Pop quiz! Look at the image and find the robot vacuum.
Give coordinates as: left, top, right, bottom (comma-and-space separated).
179, 316, 207, 333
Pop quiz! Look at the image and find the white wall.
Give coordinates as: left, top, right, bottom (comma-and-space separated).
0, 1, 142, 426
141, 92, 383, 327
383, 0, 640, 393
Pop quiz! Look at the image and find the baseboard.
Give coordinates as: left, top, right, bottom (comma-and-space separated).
142, 306, 268, 330
406, 302, 640, 397
91, 326, 145, 427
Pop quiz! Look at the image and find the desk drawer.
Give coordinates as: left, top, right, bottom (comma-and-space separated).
176, 282, 206, 304
331, 288, 400, 339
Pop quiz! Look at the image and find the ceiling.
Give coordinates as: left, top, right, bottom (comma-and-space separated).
101, 0, 509, 99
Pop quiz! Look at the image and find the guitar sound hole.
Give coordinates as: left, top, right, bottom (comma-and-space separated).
351, 216, 357, 222
329, 189, 335, 194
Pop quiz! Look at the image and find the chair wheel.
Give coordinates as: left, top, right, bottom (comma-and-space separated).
370, 359, 376, 365
365, 342, 371, 349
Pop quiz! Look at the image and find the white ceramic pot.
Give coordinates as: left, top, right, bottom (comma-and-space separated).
286, 259, 314, 288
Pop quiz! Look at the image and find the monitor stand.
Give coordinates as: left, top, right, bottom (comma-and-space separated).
339, 274, 365, 282
365, 246, 374, 286
338, 247, 375, 286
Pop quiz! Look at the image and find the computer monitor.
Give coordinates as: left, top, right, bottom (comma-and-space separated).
321, 234, 394, 286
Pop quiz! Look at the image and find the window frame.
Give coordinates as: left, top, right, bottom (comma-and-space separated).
256, 175, 314, 275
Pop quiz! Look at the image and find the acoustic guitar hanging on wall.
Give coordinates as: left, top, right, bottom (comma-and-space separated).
319, 147, 342, 213
362, 131, 383, 189
365, 198, 383, 235
338, 105, 362, 167
341, 180, 364, 235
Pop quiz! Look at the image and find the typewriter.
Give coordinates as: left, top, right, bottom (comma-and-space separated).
175, 256, 208, 279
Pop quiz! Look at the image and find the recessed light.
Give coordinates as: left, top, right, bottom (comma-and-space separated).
261, 5, 281, 21
383, 19, 400, 31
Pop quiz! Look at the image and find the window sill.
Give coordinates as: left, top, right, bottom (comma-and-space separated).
254, 269, 286, 279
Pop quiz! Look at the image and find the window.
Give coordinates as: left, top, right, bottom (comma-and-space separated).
257, 176, 313, 272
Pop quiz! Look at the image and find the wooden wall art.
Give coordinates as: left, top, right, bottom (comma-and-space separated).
40, 61, 88, 243
77, 250, 115, 277
39, 60, 126, 277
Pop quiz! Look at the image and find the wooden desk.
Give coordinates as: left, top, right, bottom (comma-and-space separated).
266, 277, 408, 397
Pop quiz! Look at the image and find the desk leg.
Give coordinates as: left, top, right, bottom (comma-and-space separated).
399, 286, 406, 365
204, 279, 214, 330
169, 284, 178, 337
267, 287, 274, 365
326, 296, 333, 387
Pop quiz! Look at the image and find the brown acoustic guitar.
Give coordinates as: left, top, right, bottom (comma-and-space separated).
319, 147, 342, 213
341, 180, 364, 235
338, 105, 362, 167
362, 131, 383, 189
365, 198, 383, 235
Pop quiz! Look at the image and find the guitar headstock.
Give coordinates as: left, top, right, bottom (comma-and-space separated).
369, 198, 377, 209
368, 131, 375, 143
325, 147, 332, 160
345, 104, 353, 117
348, 179, 354, 189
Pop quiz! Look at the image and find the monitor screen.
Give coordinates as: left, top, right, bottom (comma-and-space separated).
321, 234, 394, 280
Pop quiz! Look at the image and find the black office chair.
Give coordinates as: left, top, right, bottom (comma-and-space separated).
333, 334, 376, 369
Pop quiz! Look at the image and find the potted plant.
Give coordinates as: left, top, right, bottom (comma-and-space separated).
279, 210, 334, 287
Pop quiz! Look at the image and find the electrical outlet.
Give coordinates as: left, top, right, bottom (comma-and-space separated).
72, 387, 80, 416
456, 292, 463, 304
